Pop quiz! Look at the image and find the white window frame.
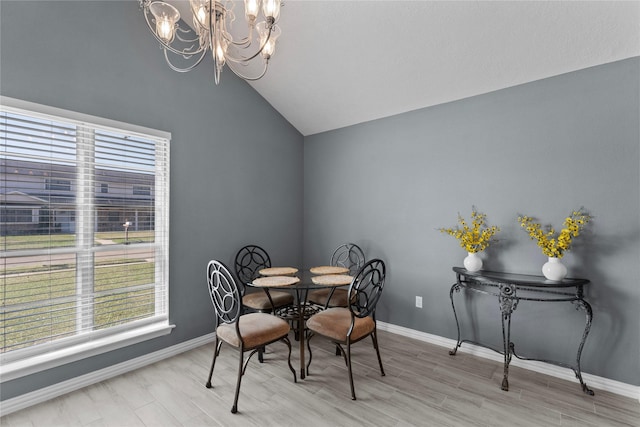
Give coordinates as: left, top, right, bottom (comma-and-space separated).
0, 96, 173, 382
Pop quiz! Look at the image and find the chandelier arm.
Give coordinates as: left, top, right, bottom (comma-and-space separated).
227, 35, 252, 48
189, 0, 216, 37
175, 27, 203, 44
225, 59, 269, 81
223, 22, 252, 48
218, 10, 252, 48
163, 48, 208, 73
142, 6, 208, 58
223, 52, 262, 64
223, 26, 275, 64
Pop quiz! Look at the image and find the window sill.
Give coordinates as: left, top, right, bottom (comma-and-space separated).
0, 323, 175, 383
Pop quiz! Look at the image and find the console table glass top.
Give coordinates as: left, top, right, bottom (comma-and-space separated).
452, 267, 590, 288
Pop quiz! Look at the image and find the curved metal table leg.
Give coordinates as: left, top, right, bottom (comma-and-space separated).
500, 313, 511, 391
574, 298, 594, 395
449, 282, 462, 356
499, 284, 517, 392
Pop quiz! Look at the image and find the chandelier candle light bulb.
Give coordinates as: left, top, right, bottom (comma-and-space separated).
149, 2, 180, 43
262, 0, 281, 22
195, 5, 208, 26
258, 22, 281, 58
245, 0, 260, 23
215, 36, 227, 66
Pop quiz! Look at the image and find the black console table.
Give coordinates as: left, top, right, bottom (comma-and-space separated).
448, 267, 594, 395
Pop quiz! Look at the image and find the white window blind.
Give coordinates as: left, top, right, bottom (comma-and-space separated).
0, 98, 171, 379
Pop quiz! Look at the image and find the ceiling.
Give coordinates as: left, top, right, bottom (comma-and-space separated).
172, 1, 640, 136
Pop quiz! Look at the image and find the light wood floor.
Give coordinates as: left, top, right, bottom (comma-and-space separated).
2, 330, 638, 426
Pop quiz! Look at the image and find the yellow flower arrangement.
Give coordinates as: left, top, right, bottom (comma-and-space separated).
517, 209, 592, 259
440, 207, 500, 253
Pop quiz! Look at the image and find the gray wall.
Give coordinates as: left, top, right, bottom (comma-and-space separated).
2, 0, 638, 403
1, 1, 303, 400
303, 57, 640, 386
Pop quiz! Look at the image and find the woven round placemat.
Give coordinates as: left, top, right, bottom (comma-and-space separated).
309, 265, 349, 275
253, 276, 300, 287
311, 274, 353, 286
259, 267, 298, 276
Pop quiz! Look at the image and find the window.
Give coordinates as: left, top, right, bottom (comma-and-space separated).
0, 97, 171, 381
133, 185, 151, 196
1, 208, 36, 224
45, 178, 71, 192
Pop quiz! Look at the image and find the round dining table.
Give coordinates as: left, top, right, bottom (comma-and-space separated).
248, 268, 352, 379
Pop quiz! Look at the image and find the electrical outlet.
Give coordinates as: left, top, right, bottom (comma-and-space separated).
415, 296, 423, 308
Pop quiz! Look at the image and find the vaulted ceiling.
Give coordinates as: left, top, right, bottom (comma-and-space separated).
171, 1, 640, 136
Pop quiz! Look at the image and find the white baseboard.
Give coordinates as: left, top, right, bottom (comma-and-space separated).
2, 323, 638, 417
377, 321, 640, 402
0, 333, 216, 417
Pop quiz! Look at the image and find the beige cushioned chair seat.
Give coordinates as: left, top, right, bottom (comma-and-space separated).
243, 290, 293, 311
306, 307, 375, 343
217, 312, 291, 349
308, 288, 349, 307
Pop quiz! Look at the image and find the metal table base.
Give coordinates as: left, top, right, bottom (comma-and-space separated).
448, 267, 594, 395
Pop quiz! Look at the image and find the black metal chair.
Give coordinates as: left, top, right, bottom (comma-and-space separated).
234, 245, 295, 362
308, 243, 366, 308
234, 245, 294, 313
306, 259, 386, 400
205, 260, 296, 414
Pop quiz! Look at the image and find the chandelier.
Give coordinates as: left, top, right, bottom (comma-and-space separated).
140, 0, 282, 84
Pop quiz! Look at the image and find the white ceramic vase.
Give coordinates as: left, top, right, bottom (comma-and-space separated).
463, 252, 483, 272
542, 257, 567, 281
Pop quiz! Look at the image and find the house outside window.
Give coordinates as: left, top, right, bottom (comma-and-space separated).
0, 97, 172, 382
